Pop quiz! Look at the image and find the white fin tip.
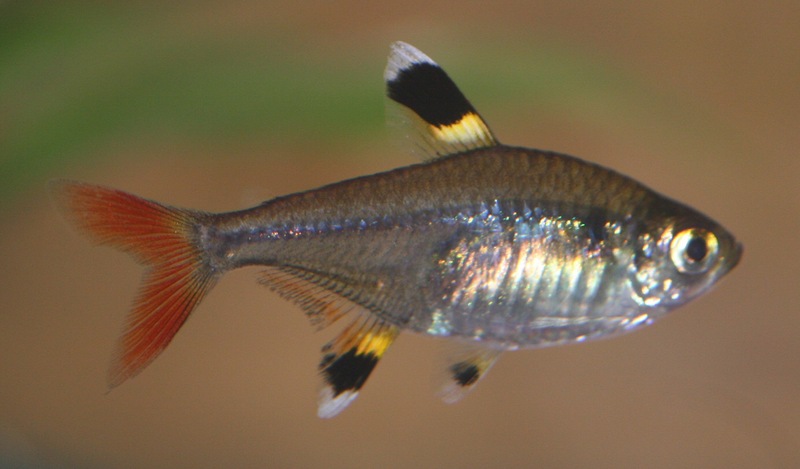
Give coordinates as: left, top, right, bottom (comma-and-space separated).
318, 387, 359, 419
384, 41, 437, 82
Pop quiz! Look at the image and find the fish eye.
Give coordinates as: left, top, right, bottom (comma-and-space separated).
670, 228, 719, 274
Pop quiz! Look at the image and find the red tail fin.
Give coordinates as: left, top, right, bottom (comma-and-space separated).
50, 181, 218, 388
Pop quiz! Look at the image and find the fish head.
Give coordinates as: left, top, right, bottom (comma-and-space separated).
629, 203, 742, 311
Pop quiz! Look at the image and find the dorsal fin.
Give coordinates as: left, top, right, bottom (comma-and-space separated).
385, 41, 498, 159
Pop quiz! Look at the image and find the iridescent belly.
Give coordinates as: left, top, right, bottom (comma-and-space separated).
408, 201, 652, 347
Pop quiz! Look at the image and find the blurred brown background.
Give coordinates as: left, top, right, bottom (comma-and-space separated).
1, 1, 798, 468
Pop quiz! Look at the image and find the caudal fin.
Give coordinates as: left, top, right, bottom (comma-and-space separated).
50, 181, 219, 388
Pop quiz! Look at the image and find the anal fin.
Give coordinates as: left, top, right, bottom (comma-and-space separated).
438, 343, 502, 404
318, 316, 399, 418
259, 266, 359, 330
259, 266, 399, 418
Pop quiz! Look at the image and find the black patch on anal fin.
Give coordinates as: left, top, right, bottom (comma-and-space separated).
387, 63, 476, 127
321, 348, 379, 397
450, 361, 481, 387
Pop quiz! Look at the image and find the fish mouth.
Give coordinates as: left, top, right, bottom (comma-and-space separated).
722, 241, 744, 275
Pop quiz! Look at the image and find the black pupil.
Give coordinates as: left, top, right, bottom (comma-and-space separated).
685, 236, 708, 262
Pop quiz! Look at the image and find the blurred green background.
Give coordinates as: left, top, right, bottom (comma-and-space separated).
1, 2, 798, 468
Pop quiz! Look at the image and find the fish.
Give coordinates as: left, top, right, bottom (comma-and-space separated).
51, 41, 742, 418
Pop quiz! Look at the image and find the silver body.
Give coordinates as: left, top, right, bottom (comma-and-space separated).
202, 147, 731, 350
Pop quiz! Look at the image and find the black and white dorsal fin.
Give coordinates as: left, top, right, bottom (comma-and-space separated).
385, 41, 498, 159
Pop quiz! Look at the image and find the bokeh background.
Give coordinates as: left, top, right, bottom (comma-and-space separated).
2, 2, 798, 468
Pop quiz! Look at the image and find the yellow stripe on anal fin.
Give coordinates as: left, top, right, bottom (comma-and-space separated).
356, 322, 397, 357
430, 112, 496, 150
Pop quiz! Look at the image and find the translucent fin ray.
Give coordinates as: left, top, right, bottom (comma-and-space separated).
259, 266, 365, 330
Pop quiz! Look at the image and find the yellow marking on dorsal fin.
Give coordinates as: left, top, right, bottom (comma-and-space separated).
431, 112, 495, 149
